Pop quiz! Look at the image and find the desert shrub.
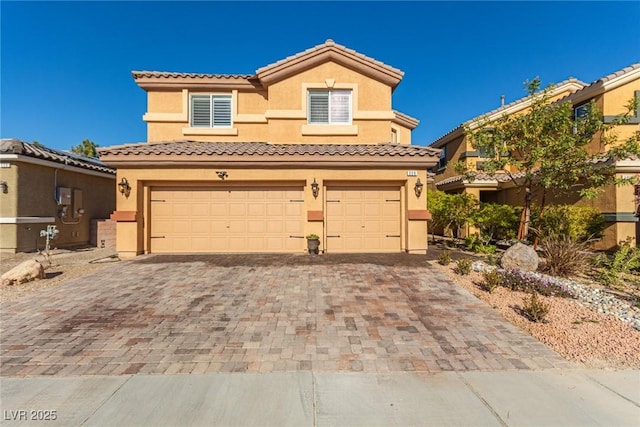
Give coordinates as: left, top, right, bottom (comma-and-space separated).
470, 203, 520, 242
428, 190, 477, 242
501, 268, 574, 298
486, 253, 500, 266
531, 205, 605, 242
465, 234, 497, 254
539, 234, 592, 277
454, 258, 472, 275
522, 292, 551, 322
438, 250, 452, 266
480, 269, 503, 293
596, 239, 640, 287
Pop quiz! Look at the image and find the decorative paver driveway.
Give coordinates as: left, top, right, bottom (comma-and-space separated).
0, 254, 572, 377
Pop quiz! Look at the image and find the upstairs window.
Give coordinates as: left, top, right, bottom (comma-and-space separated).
191, 94, 232, 127
438, 146, 447, 169
308, 90, 351, 124
574, 103, 590, 120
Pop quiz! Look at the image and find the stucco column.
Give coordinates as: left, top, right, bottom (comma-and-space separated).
112, 172, 143, 258
305, 175, 324, 252
406, 171, 429, 254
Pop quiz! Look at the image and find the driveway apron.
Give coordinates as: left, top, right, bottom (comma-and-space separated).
0, 254, 572, 377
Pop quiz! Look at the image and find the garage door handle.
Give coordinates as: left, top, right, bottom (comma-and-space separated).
151, 199, 166, 202
327, 200, 341, 203
386, 199, 400, 202
289, 199, 304, 202
289, 235, 305, 239
150, 236, 166, 239
326, 235, 341, 238
386, 235, 400, 238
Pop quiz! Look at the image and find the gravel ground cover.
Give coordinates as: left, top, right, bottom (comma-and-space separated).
431, 260, 640, 369
0, 247, 118, 303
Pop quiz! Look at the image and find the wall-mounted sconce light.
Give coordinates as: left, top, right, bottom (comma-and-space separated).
216, 171, 228, 180
311, 178, 319, 199
414, 178, 423, 198
0, 181, 7, 193
118, 177, 131, 197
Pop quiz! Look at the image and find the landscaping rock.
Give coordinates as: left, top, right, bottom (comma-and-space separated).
501, 242, 539, 272
1, 259, 45, 286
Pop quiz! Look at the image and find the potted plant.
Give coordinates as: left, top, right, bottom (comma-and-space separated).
306, 234, 320, 255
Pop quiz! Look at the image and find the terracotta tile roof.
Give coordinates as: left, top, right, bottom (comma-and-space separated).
256, 39, 403, 79
429, 78, 586, 148
98, 140, 441, 158
598, 62, 640, 84
435, 171, 526, 187
0, 139, 115, 175
132, 71, 254, 80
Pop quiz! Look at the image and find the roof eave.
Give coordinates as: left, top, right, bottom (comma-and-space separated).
99, 155, 440, 169
256, 45, 403, 89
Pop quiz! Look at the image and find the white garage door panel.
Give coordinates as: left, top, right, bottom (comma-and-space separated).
150, 186, 304, 253
326, 187, 401, 253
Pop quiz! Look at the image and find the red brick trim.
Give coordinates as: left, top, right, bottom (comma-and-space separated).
110, 211, 137, 222
307, 210, 324, 221
408, 210, 431, 220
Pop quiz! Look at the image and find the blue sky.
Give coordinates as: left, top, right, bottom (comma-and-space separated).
2, 1, 639, 152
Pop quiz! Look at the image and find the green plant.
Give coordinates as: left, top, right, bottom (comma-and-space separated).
306, 234, 319, 240
438, 250, 452, 266
469, 203, 520, 242
539, 234, 592, 277
465, 234, 497, 254
454, 258, 472, 275
522, 292, 550, 323
480, 269, 503, 293
596, 238, 640, 287
486, 253, 499, 266
428, 190, 477, 243
531, 205, 605, 242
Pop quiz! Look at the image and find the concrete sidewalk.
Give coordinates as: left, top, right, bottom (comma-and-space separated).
1, 369, 638, 426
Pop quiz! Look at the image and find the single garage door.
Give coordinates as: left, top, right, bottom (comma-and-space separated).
326, 186, 401, 253
150, 186, 305, 253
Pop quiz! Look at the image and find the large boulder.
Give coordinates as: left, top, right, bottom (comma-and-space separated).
501, 242, 539, 272
1, 259, 45, 286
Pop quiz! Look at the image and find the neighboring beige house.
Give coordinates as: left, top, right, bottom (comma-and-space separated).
0, 139, 116, 253
99, 40, 441, 257
429, 63, 640, 250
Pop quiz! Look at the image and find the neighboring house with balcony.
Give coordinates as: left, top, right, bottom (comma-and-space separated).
0, 139, 116, 253
429, 63, 640, 250
99, 40, 440, 258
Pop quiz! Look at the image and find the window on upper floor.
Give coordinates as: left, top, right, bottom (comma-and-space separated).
477, 146, 495, 159
438, 146, 447, 170
574, 103, 591, 120
190, 94, 232, 127
391, 128, 398, 144
308, 90, 352, 125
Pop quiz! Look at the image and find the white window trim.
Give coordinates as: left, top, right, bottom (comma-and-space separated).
189, 93, 233, 128
307, 89, 353, 125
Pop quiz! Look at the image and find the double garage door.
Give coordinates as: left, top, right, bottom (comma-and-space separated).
150, 186, 305, 253
149, 185, 401, 253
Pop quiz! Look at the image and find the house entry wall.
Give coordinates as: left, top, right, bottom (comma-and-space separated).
325, 186, 401, 253
149, 186, 305, 253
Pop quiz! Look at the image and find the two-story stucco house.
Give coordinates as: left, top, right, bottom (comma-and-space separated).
429, 63, 640, 250
99, 40, 441, 258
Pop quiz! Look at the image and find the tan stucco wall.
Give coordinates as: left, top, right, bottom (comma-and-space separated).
148, 91, 184, 114
143, 61, 412, 145
603, 78, 640, 144
0, 163, 18, 218
0, 161, 115, 253
113, 166, 429, 258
